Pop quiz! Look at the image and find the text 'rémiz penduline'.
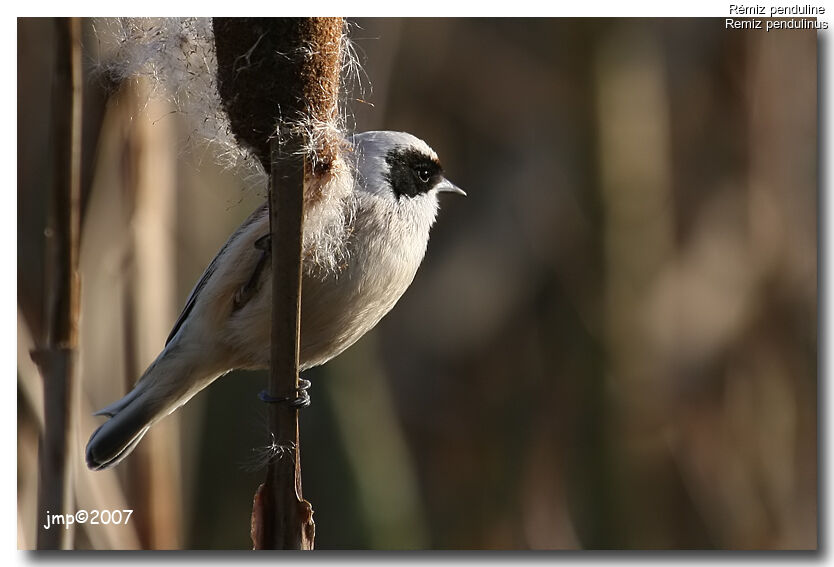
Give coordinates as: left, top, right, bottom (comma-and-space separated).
726, 4, 828, 30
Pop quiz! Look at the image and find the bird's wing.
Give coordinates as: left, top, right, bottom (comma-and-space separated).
165, 202, 268, 346
164, 250, 221, 346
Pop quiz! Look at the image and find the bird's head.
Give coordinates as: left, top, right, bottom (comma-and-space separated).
350, 131, 465, 205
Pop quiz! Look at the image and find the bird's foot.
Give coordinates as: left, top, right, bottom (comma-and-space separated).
258, 378, 311, 408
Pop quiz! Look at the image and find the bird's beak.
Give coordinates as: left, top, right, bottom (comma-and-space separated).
435, 178, 467, 196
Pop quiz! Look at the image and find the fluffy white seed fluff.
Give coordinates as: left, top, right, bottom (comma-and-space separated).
91, 17, 363, 277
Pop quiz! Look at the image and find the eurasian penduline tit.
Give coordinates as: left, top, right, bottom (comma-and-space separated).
85, 131, 465, 470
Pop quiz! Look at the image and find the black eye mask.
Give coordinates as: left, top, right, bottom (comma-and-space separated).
384, 146, 444, 199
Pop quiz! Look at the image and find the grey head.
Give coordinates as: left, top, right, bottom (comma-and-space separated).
350, 131, 465, 202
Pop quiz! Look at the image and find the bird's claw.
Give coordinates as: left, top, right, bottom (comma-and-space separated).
258, 378, 311, 408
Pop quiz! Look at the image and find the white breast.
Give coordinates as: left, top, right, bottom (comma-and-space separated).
297, 191, 434, 369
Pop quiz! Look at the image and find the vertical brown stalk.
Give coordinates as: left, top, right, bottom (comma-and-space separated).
213, 17, 344, 550
34, 16, 83, 550
259, 132, 312, 550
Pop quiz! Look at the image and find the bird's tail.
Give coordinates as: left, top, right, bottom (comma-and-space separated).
85, 344, 209, 471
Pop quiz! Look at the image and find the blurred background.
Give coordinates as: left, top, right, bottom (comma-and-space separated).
18, 18, 817, 549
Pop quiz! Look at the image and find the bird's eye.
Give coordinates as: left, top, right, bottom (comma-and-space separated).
415, 166, 431, 183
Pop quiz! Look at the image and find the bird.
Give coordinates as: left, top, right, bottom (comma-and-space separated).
85, 131, 465, 470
